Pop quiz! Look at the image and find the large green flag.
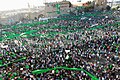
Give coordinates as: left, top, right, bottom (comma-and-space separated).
32, 66, 99, 80
0, 60, 2, 66
56, 4, 60, 14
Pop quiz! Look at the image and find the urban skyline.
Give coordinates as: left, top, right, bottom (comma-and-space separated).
0, 0, 117, 11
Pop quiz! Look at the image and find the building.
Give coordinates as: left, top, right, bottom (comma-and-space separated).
94, 0, 107, 10
45, 0, 72, 17
0, 6, 45, 25
111, 0, 120, 8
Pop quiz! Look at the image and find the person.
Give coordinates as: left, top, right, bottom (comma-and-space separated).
0, 10, 120, 79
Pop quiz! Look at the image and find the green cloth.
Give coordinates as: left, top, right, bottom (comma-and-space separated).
0, 78, 2, 80
56, 70, 59, 73
0, 60, 2, 66
109, 65, 113, 69
17, 78, 23, 80
32, 66, 98, 80
0, 57, 26, 67
0, 54, 2, 57
56, 4, 60, 14
25, 65, 29, 69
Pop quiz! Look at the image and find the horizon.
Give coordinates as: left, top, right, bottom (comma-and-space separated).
0, 0, 93, 11
0, 0, 114, 11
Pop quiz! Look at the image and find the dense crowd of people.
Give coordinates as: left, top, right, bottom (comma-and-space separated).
0, 10, 120, 80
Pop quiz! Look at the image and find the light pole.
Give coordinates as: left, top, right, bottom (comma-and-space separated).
44, 0, 47, 17
28, 3, 31, 20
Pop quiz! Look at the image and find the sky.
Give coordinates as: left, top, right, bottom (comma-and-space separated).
0, 0, 113, 11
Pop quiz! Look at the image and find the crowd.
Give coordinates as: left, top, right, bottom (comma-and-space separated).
0, 11, 120, 80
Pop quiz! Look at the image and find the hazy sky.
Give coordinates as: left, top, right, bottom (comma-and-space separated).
0, 0, 113, 11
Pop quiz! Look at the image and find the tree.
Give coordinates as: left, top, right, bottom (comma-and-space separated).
38, 14, 44, 18
112, 8, 116, 11
87, 1, 92, 5
68, 2, 72, 7
106, 5, 111, 11
117, 6, 120, 10
96, 4, 99, 7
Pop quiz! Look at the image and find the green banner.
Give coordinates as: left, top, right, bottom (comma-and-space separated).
32, 66, 99, 80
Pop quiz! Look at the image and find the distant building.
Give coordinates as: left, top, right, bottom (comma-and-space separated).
94, 0, 107, 10
111, 0, 120, 8
0, 6, 45, 25
45, 0, 72, 17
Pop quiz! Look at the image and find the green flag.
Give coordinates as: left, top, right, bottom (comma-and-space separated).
0, 60, 2, 66
25, 65, 29, 69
